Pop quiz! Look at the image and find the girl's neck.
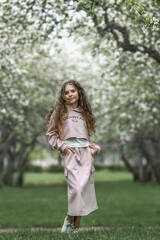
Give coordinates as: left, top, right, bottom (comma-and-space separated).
67, 103, 79, 109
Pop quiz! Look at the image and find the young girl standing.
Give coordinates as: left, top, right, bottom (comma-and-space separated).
46, 80, 101, 233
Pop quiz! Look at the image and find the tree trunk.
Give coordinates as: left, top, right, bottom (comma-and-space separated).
3, 156, 15, 186
120, 145, 154, 182
0, 132, 15, 182
137, 136, 160, 183
152, 163, 160, 183
133, 165, 154, 182
16, 156, 29, 187
16, 174, 23, 186
0, 132, 15, 161
0, 158, 4, 184
15, 142, 35, 187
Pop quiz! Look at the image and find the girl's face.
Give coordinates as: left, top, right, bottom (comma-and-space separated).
64, 84, 79, 108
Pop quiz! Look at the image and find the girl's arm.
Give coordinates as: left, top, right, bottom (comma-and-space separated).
89, 138, 101, 155
46, 115, 67, 152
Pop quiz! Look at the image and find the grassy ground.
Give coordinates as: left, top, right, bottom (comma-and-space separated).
0, 173, 160, 228
24, 170, 132, 185
0, 171, 160, 239
1, 227, 160, 240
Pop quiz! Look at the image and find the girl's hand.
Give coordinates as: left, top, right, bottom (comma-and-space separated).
63, 146, 75, 155
89, 145, 99, 155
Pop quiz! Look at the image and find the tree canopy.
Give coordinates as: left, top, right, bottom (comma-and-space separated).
0, 0, 160, 185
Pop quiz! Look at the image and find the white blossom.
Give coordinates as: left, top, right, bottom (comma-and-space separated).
120, 112, 127, 118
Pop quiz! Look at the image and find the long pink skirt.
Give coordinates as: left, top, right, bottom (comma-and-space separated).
61, 146, 98, 216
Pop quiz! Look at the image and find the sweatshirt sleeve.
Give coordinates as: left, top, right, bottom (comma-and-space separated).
46, 113, 67, 152
89, 138, 101, 153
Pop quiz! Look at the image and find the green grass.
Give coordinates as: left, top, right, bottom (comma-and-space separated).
0, 227, 160, 240
0, 180, 160, 228
24, 170, 132, 185
1, 171, 160, 239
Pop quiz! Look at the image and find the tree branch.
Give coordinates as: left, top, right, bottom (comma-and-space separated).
120, 145, 134, 173
92, 10, 160, 64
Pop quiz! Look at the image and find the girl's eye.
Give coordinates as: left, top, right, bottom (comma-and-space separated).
71, 90, 75, 93
65, 91, 69, 95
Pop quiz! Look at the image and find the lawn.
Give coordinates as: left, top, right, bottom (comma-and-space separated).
23, 170, 132, 185
1, 227, 160, 240
0, 171, 160, 239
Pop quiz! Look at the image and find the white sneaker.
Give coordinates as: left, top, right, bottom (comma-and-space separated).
61, 216, 74, 233
73, 228, 79, 234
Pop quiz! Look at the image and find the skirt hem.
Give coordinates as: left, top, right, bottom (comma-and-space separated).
67, 207, 98, 216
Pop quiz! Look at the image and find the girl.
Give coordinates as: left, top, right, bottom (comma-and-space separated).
46, 80, 101, 233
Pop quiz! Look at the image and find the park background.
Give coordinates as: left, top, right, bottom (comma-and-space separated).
0, 0, 160, 239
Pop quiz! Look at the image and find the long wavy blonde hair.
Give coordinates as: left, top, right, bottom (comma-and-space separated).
46, 80, 96, 136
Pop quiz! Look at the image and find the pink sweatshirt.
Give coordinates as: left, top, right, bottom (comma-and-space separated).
46, 106, 101, 153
